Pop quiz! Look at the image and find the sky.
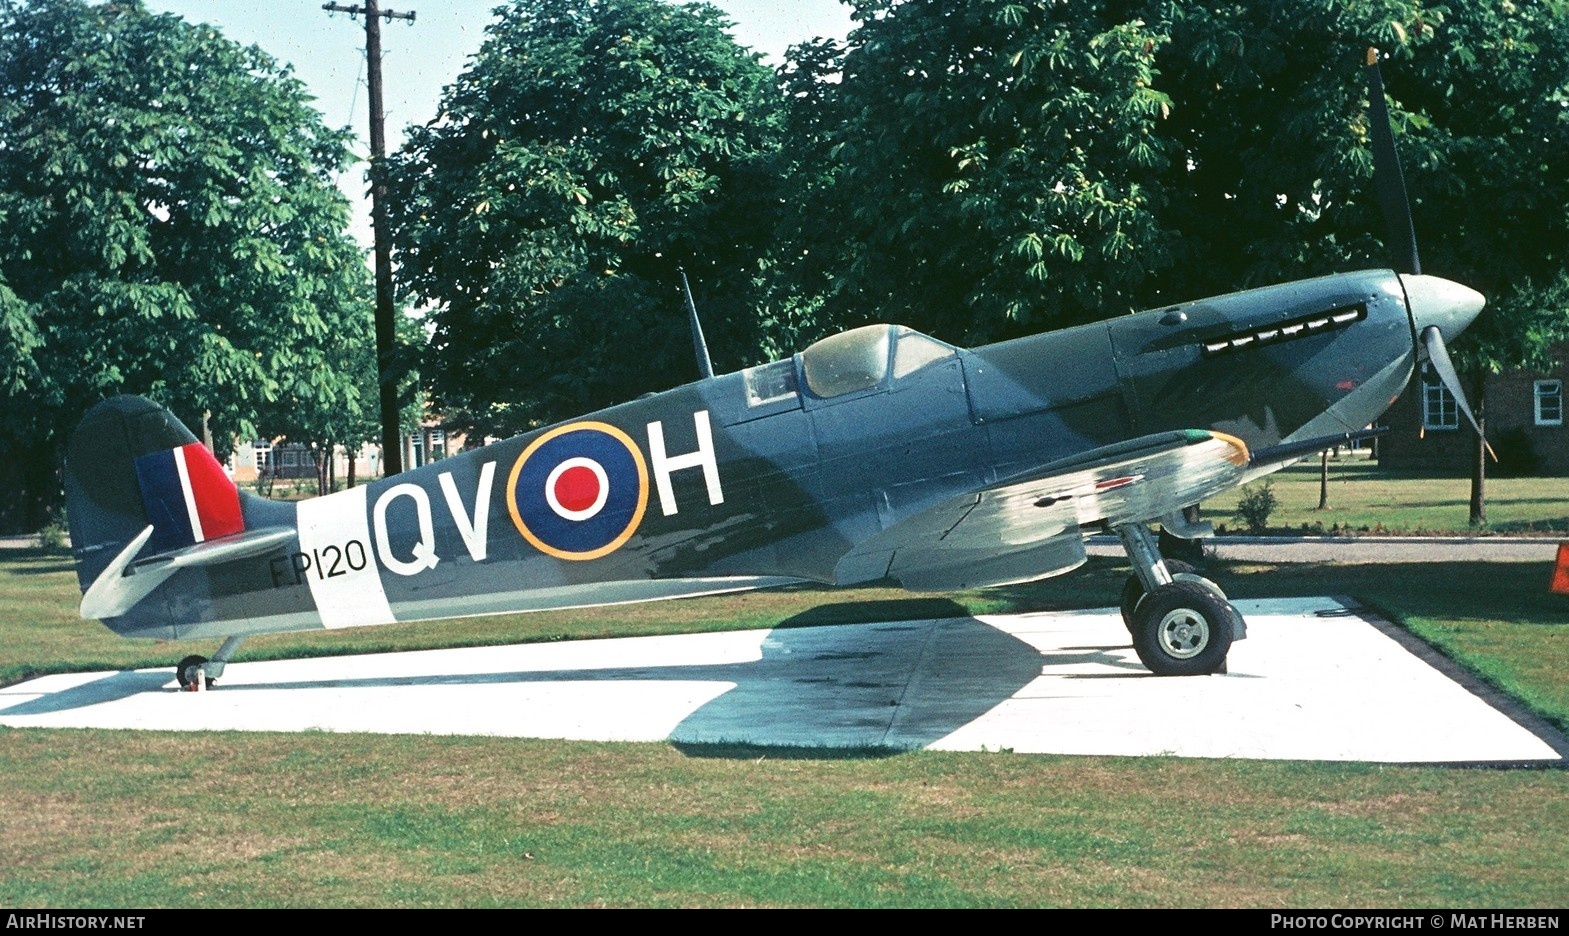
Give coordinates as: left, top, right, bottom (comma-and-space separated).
141, 0, 857, 247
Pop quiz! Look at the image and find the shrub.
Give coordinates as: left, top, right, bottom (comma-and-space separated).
38, 520, 68, 551
1233, 481, 1278, 534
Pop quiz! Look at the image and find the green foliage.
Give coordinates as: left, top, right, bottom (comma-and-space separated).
1233, 480, 1279, 533
382, 0, 1569, 445
773, 1, 1569, 526
36, 519, 68, 552
251, 464, 276, 499
1125, 2, 1569, 524
0, 0, 373, 528
774, 0, 1569, 350
776, 1, 1175, 344
387, 0, 786, 435
1145, 0, 1569, 349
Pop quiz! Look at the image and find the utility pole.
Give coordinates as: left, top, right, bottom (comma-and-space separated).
323, 1, 415, 477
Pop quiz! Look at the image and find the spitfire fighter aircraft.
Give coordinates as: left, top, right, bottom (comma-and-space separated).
65, 54, 1485, 687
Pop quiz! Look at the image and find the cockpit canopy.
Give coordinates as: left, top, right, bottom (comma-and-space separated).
798, 324, 956, 399
740, 324, 959, 411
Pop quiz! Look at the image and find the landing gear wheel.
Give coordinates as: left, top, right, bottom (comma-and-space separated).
1119, 559, 1200, 630
1130, 581, 1235, 676
176, 654, 213, 691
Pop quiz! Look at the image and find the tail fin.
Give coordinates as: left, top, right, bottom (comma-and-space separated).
65, 396, 244, 600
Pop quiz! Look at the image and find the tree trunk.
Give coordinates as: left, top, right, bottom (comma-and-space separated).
347, 449, 358, 489
0, 439, 60, 534
314, 443, 328, 497
1317, 450, 1330, 510
1469, 381, 1487, 527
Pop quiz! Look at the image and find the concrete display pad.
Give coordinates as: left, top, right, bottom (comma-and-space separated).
2, 597, 1563, 764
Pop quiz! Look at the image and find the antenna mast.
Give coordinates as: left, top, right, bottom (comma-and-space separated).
679, 268, 715, 380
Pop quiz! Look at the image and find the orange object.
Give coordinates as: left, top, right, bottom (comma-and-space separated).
1551, 544, 1569, 595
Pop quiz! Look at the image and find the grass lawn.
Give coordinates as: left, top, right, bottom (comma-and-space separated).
2, 537, 1567, 907
1215, 454, 1569, 535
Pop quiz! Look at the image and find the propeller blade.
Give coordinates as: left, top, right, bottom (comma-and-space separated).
1421, 325, 1495, 459
1365, 47, 1421, 276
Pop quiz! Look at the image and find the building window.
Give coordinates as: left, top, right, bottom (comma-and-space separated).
409, 432, 425, 468
1535, 380, 1563, 426
1421, 364, 1458, 430
253, 441, 272, 471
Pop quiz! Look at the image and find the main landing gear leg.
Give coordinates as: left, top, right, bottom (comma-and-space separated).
176, 636, 245, 692
1112, 523, 1242, 676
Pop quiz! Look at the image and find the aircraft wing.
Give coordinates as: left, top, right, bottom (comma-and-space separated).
835, 429, 1249, 591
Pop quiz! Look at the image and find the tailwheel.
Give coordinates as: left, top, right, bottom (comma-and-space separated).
1129, 581, 1235, 676
176, 654, 213, 691
173, 637, 244, 691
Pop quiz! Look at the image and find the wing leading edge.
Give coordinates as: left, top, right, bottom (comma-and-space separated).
835, 430, 1250, 591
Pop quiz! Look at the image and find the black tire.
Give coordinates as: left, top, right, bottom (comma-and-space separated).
1118, 559, 1198, 630
176, 654, 210, 690
1129, 581, 1235, 676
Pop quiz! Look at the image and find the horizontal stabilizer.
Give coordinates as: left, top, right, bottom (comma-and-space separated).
80, 524, 295, 620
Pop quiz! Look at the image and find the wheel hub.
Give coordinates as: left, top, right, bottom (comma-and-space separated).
1157, 609, 1211, 659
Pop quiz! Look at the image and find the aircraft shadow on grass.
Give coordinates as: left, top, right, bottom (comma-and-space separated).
0, 669, 174, 716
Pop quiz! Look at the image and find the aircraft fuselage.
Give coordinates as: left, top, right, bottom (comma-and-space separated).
73, 268, 1425, 641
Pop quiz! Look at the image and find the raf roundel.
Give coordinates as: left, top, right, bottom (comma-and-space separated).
507, 422, 649, 560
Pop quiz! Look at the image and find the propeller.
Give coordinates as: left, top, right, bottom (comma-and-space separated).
1365, 47, 1421, 277
1421, 322, 1493, 458
1364, 48, 1489, 450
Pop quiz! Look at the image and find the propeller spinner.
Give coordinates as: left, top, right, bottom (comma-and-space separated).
1405, 274, 1486, 436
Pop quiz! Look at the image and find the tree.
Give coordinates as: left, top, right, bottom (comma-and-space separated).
778, 2, 1569, 525
1141, 0, 1569, 524
1404, 5, 1569, 525
775, 1, 1175, 346
386, 0, 786, 437
0, 0, 373, 530
257, 294, 385, 495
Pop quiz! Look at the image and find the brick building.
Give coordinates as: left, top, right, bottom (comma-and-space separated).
230, 423, 466, 485
1378, 358, 1567, 474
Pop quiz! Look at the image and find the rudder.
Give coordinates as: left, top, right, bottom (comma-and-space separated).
65, 396, 243, 596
